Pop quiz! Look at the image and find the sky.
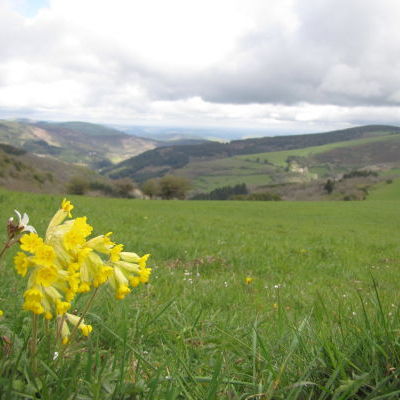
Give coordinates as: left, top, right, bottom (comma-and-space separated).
1, 0, 400, 136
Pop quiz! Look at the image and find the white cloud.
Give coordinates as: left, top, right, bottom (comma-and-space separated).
1, 0, 400, 133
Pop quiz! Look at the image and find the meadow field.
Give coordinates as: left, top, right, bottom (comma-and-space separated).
1, 189, 400, 399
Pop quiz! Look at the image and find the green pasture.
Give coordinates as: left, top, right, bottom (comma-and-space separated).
176, 157, 274, 191
1, 189, 400, 399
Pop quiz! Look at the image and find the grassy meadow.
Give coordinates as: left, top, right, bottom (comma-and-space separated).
1, 189, 400, 399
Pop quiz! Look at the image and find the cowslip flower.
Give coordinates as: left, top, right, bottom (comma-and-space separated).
107, 250, 151, 299
15, 197, 151, 344
245, 277, 253, 284
59, 313, 93, 344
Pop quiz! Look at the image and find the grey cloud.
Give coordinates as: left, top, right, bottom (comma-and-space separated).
137, 0, 400, 107
2, 0, 400, 129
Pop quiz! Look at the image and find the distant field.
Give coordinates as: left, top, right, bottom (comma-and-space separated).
1, 189, 400, 398
174, 134, 400, 192
176, 157, 275, 191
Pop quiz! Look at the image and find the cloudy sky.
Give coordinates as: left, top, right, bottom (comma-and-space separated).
1, 0, 400, 135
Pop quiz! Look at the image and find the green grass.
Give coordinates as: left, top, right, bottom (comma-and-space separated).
1, 189, 400, 399
176, 157, 275, 191
368, 178, 400, 201
238, 134, 400, 167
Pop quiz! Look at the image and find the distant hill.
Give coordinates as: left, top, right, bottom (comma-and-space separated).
37, 121, 128, 137
0, 143, 108, 194
0, 120, 158, 168
104, 125, 400, 182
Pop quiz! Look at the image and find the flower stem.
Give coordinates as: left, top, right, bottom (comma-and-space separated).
70, 287, 98, 340
0, 241, 10, 269
0, 238, 18, 270
30, 313, 38, 373
58, 287, 99, 358
0, 243, 8, 259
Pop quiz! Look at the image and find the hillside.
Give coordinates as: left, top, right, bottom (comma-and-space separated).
0, 143, 108, 194
104, 125, 400, 183
0, 119, 158, 167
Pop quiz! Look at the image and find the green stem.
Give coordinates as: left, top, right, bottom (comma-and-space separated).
0, 243, 8, 259
0, 237, 19, 269
0, 241, 10, 269
30, 313, 38, 374
58, 287, 99, 358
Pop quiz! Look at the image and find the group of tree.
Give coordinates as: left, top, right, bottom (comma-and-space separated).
341, 170, 378, 179
323, 169, 379, 195
191, 184, 282, 201
67, 176, 137, 198
191, 183, 248, 200
141, 175, 191, 199
232, 192, 282, 201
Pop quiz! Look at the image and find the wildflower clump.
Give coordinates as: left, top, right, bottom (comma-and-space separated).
13, 198, 151, 343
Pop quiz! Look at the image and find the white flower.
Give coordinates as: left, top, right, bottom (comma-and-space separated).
12, 210, 36, 233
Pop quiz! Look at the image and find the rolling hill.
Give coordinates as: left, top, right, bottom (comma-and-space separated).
104, 125, 400, 187
0, 120, 158, 167
0, 142, 110, 194
3, 121, 400, 200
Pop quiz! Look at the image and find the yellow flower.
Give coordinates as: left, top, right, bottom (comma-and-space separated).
31, 243, 56, 267
77, 282, 91, 293
45, 312, 53, 320
119, 251, 141, 262
130, 276, 140, 287
245, 277, 253, 285
63, 217, 93, 250
23, 288, 45, 315
120, 253, 150, 268
34, 266, 59, 287
80, 324, 93, 337
107, 253, 151, 298
56, 300, 71, 315
17, 198, 151, 324
0, 310, 3, 317
14, 252, 31, 277
20, 233, 44, 253
23, 283, 66, 317
109, 244, 124, 262
24, 288, 42, 303
46, 199, 74, 239
116, 285, 131, 300
79, 249, 112, 289
139, 267, 152, 283
92, 266, 113, 288
64, 313, 93, 338
61, 199, 74, 217
86, 232, 115, 254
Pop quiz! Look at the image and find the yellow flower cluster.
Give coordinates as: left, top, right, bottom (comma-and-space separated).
14, 199, 151, 342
